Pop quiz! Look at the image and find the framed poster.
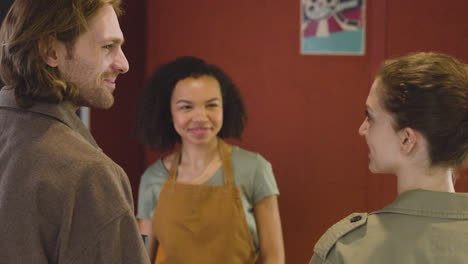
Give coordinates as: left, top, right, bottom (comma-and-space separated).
301, 0, 366, 55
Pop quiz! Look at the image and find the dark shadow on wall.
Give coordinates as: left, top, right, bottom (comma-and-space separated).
0, 0, 14, 23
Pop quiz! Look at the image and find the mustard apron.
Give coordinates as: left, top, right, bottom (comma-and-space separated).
152, 139, 256, 264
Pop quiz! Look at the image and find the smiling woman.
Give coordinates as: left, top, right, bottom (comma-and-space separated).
358, 78, 405, 174
170, 75, 224, 148
309, 52, 468, 264
136, 56, 285, 264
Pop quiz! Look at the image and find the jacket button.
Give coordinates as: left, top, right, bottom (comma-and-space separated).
350, 215, 362, 223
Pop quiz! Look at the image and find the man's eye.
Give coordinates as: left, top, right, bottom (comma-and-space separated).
102, 44, 113, 49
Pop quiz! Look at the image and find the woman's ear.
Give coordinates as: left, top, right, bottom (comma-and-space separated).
38, 36, 59, 67
399, 127, 418, 155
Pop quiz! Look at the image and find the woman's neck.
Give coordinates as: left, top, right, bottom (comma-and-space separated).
396, 165, 455, 194
179, 139, 220, 169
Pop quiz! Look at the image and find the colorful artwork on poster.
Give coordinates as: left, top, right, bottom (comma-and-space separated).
301, 0, 365, 55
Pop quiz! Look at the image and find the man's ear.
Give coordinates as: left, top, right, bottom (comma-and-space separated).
38, 36, 60, 67
399, 127, 418, 155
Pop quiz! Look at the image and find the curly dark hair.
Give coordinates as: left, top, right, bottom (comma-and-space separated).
137, 56, 247, 152
377, 52, 468, 168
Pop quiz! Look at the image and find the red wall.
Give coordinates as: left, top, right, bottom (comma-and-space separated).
91, 1, 147, 200
93, 0, 468, 263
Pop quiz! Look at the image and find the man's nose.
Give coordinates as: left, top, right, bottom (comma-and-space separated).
114, 47, 129, 74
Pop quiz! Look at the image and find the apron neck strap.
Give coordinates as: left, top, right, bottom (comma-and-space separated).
167, 149, 181, 181
218, 139, 234, 187
167, 138, 234, 187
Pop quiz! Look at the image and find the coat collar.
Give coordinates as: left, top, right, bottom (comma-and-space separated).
0, 87, 99, 149
373, 189, 468, 219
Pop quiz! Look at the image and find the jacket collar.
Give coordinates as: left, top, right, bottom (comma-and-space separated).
0, 87, 99, 149
373, 189, 468, 219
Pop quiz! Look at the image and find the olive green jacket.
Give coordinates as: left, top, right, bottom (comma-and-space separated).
310, 189, 468, 264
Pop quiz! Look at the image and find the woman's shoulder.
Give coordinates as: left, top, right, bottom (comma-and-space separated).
231, 145, 271, 167
161, 152, 177, 171
140, 156, 171, 185
312, 213, 368, 262
229, 146, 277, 197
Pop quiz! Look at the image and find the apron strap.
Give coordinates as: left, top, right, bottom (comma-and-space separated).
167, 148, 181, 182
218, 139, 234, 187
167, 138, 234, 187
